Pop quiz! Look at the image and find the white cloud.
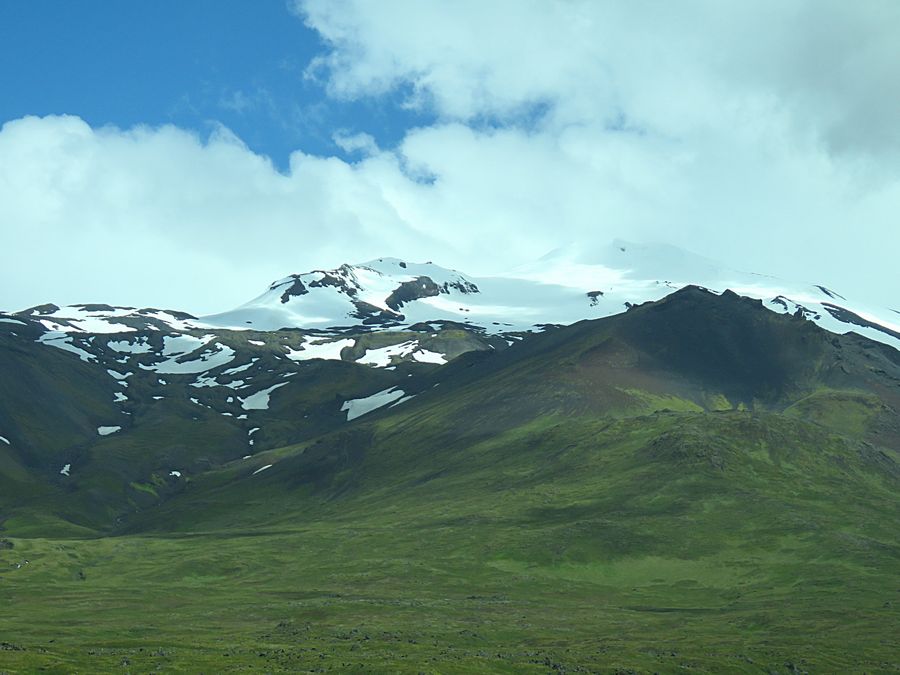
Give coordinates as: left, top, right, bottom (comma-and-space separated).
295, 0, 900, 303
298, 0, 900, 159
333, 131, 379, 156
0, 115, 437, 312
2, 3, 899, 313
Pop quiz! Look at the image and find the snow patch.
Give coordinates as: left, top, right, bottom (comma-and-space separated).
221, 359, 256, 375
412, 349, 447, 364
42, 306, 137, 333
142, 310, 196, 332
37, 331, 96, 362
162, 334, 215, 357
240, 383, 288, 410
144, 342, 236, 374
107, 337, 153, 354
341, 387, 407, 421
285, 337, 355, 361
358, 341, 417, 367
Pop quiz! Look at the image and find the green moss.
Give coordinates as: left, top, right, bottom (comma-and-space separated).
128, 481, 158, 497
783, 388, 882, 436
620, 388, 705, 413
705, 393, 733, 411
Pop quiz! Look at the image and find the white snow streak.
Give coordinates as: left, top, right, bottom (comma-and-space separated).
341, 387, 407, 421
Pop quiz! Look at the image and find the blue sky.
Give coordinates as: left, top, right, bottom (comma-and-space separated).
0, 0, 428, 169
0, 1, 898, 313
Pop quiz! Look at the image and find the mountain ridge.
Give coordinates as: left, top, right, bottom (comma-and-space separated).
5, 242, 900, 356
1, 277, 899, 672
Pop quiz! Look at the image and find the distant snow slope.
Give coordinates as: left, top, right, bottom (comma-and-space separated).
12, 304, 198, 334
198, 243, 900, 352
201, 258, 480, 331
2, 240, 897, 460
4, 241, 898, 353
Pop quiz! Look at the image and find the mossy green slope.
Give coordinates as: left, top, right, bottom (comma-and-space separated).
1, 287, 898, 672
2, 410, 897, 673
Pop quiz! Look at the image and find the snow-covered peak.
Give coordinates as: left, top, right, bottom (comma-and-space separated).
198, 244, 900, 353
268, 258, 476, 302
501, 240, 900, 349
6, 242, 897, 355
203, 258, 479, 331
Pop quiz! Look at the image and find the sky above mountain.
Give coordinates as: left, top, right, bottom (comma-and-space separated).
1, 1, 898, 313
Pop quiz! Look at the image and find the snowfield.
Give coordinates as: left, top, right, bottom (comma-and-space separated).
12, 241, 900, 375
192, 243, 900, 353
341, 387, 408, 421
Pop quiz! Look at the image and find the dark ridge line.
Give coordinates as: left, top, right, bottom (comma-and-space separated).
815, 285, 847, 301
821, 303, 900, 341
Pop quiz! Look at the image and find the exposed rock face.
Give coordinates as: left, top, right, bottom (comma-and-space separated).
266, 262, 481, 326
275, 265, 363, 304
385, 276, 479, 312
278, 278, 308, 303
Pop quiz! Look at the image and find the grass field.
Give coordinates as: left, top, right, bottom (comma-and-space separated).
2, 411, 898, 673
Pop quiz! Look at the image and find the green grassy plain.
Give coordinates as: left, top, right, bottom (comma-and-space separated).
2, 411, 898, 673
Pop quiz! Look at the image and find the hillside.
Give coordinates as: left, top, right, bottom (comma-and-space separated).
1, 285, 898, 672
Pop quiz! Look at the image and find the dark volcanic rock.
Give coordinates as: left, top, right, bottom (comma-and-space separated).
385, 276, 479, 311
822, 303, 900, 342
278, 277, 309, 303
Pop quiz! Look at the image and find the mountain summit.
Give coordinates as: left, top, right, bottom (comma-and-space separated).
203, 257, 481, 330
195, 243, 900, 352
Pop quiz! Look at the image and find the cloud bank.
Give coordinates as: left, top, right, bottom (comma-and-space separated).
2, 1, 898, 312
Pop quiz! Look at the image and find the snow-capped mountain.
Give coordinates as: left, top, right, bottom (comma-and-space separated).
2, 242, 899, 521
202, 257, 480, 330
198, 241, 900, 352
4, 241, 898, 354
